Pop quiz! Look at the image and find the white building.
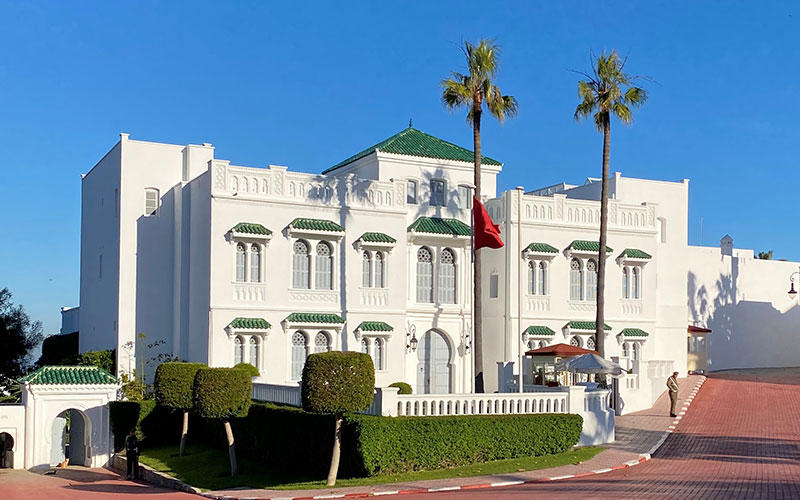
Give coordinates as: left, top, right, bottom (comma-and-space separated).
77, 126, 693, 412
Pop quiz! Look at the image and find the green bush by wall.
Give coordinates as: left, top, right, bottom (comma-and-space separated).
108, 400, 181, 451
388, 382, 412, 394
154, 362, 206, 410
232, 363, 260, 378
193, 367, 252, 419
301, 351, 374, 414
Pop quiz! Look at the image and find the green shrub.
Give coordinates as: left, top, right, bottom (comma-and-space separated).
38, 332, 78, 366
155, 362, 205, 410
108, 400, 181, 451
344, 413, 583, 475
233, 362, 259, 378
301, 351, 374, 414
388, 382, 412, 394
193, 368, 252, 419
76, 350, 116, 374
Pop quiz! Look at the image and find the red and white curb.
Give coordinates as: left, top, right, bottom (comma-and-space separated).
195, 377, 707, 500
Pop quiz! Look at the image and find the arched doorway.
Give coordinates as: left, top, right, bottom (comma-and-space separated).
50, 409, 89, 467
416, 330, 452, 394
0, 432, 13, 468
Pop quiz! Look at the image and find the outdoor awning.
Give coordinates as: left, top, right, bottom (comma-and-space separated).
525, 343, 597, 357
688, 325, 712, 333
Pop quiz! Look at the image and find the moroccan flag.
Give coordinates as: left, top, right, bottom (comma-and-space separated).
472, 195, 504, 249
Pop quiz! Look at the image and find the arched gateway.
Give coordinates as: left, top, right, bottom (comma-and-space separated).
416, 330, 453, 394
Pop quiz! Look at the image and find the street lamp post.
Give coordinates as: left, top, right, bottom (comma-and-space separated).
787, 268, 800, 302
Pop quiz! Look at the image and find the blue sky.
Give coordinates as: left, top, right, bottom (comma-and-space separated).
1, 1, 798, 336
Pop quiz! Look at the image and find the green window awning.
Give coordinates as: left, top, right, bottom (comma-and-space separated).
524, 325, 556, 336
567, 240, 613, 253
618, 248, 652, 260
20, 366, 118, 386
525, 242, 559, 254
289, 218, 345, 232
286, 312, 345, 324
567, 321, 612, 331
408, 216, 471, 236
620, 328, 650, 337
357, 321, 394, 332
230, 317, 271, 330
359, 232, 397, 244
324, 126, 502, 174
231, 222, 272, 235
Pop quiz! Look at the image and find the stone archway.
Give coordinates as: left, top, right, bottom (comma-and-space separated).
50, 408, 90, 467
416, 330, 453, 394
0, 432, 14, 468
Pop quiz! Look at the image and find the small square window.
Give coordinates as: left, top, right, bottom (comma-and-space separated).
407, 180, 418, 205
430, 179, 445, 206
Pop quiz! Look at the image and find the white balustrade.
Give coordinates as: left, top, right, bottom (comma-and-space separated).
252, 381, 302, 407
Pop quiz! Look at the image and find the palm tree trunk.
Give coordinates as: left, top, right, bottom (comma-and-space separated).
179, 410, 189, 456
472, 107, 484, 393
223, 419, 237, 477
326, 413, 343, 486
595, 121, 611, 359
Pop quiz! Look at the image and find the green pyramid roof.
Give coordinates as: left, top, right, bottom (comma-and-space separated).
323, 127, 502, 174
408, 217, 471, 236
229, 317, 271, 330
20, 366, 118, 386
231, 222, 272, 235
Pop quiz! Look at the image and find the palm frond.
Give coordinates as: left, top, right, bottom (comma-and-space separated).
441, 78, 471, 110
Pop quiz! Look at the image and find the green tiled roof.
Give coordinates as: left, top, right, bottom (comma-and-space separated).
525, 242, 559, 254
360, 232, 397, 244
324, 127, 502, 174
20, 366, 118, 386
290, 218, 345, 233
568, 240, 613, 253
524, 325, 556, 336
231, 222, 272, 235
567, 321, 612, 331
618, 248, 652, 260
357, 321, 394, 332
621, 328, 650, 337
286, 312, 345, 324
230, 317, 271, 330
408, 217, 471, 236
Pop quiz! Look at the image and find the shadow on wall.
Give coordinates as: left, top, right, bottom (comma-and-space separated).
689, 265, 800, 371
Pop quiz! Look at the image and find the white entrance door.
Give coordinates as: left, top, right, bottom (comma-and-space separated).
50, 415, 66, 465
416, 330, 452, 394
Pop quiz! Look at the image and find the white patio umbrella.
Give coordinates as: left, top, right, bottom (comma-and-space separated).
555, 353, 625, 377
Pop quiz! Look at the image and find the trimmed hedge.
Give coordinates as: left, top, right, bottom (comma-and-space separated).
233, 362, 260, 378
193, 368, 252, 419
389, 382, 412, 394
343, 413, 583, 475
154, 362, 205, 410
108, 400, 181, 451
302, 351, 374, 414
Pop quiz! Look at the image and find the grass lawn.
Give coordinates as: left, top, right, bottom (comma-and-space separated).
139, 443, 603, 492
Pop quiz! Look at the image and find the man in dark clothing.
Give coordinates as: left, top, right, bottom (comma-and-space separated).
125, 429, 139, 480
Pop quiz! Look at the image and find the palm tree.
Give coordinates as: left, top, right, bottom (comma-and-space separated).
574, 50, 648, 358
442, 39, 518, 392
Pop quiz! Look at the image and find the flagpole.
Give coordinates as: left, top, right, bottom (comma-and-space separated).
516, 187, 524, 394
470, 188, 476, 394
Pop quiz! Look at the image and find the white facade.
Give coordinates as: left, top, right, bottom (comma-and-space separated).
78, 127, 690, 412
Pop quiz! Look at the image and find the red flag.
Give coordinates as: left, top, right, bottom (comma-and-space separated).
472, 195, 504, 249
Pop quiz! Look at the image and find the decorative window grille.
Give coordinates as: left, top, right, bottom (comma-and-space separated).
249, 336, 259, 371
538, 261, 547, 295
632, 267, 641, 299
291, 332, 307, 381
374, 252, 385, 288
314, 331, 331, 354
234, 336, 244, 365
570, 259, 583, 300
362, 251, 372, 287
416, 247, 433, 303
315, 242, 333, 290
292, 240, 310, 289
586, 259, 598, 301
361, 338, 370, 354
528, 261, 536, 295
235, 244, 247, 282
438, 249, 456, 303
374, 338, 384, 370
586, 336, 596, 351
622, 267, 630, 299
250, 244, 261, 282
570, 336, 580, 347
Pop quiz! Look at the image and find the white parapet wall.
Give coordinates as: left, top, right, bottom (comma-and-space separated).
253, 383, 614, 446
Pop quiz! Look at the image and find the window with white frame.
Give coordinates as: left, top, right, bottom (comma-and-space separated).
416, 247, 433, 303
291, 331, 308, 381
360, 336, 386, 370
407, 179, 418, 204
621, 265, 643, 299
314, 331, 331, 353
236, 244, 246, 282
570, 336, 581, 347
361, 337, 370, 354
144, 188, 159, 216
438, 248, 456, 303
374, 252, 385, 288
622, 267, 630, 298
586, 336, 596, 351
362, 251, 372, 287
569, 259, 583, 300
315, 242, 333, 290
527, 261, 549, 295
632, 267, 641, 299
430, 179, 446, 206
249, 337, 259, 370
528, 261, 536, 294
538, 262, 547, 295
234, 336, 244, 365
292, 240, 310, 289
458, 185, 472, 210
586, 259, 598, 301
250, 244, 261, 282
622, 342, 630, 357
632, 342, 640, 360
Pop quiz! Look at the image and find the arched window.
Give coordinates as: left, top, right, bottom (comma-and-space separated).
622, 342, 629, 357
438, 249, 456, 303
234, 336, 244, 365
632, 342, 640, 361
315, 242, 333, 290
586, 259, 598, 301
291, 331, 307, 380
538, 262, 547, 295
538, 340, 547, 348
249, 336, 259, 371
528, 261, 536, 295
569, 259, 583, 301
292, 240, 310, 289
375, 252, 385, 288
374, 338, 384, 370
250, 244, 261, 283
570, 336, 581, 347
416, 247, 433, 303
361, 251, 372, 287
314, 331, 331, 353
632, 267, 641, 299
235, 243, 247, 282
361, 337, 370, 354
622, 267, 630, 299
586, 336, 596, 351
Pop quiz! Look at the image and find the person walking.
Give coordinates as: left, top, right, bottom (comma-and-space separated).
667, 371, 680, 417
125, 428, 139, 480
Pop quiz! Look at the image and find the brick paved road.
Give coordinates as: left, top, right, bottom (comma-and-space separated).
404, 370, 800, 500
